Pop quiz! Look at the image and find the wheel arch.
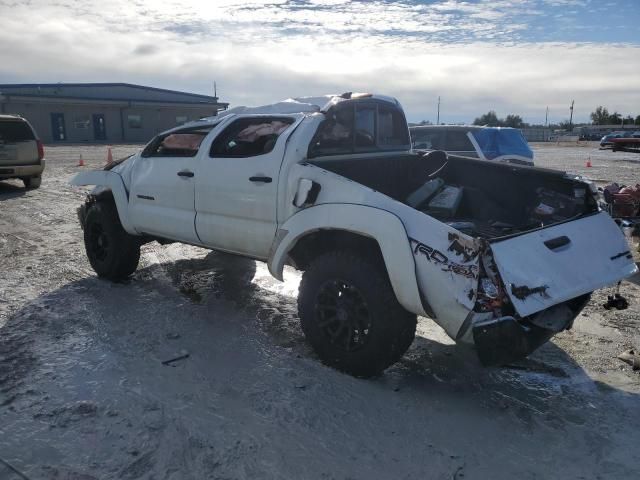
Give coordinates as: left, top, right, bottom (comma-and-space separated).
268, 204, 428, 317
71, 170, 138, 235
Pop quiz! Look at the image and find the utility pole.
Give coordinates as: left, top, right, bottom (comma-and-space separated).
545, 106, 549, 127
214, 81, 217, 98
436, 96, 440, 125
568, 100, 574, 132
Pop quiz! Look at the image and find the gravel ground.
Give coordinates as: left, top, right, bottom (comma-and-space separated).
1, 143, 640, 480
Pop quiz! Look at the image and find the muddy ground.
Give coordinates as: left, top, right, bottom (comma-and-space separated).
1, 143, 640, 479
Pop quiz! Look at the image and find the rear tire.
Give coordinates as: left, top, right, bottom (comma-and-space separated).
23, 176, 41, 189
298, 251, 417, 378
83, 200, 140, 281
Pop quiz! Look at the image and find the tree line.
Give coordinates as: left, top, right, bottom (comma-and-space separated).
416, 107, 640, 128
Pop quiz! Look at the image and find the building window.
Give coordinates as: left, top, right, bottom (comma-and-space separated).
128, 114, 142, 129
74, 115, 90, 130
176, 116, 188, 125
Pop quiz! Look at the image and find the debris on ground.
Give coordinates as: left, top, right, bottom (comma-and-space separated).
161, 351, 190, 366
617, 349, 640, 370
603, 293, 630, 310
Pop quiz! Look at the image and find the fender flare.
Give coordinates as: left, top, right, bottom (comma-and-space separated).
70, 170, 138, 235
268, 203, 427, 317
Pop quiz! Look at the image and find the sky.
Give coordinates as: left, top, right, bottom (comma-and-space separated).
0, 0, 639, 124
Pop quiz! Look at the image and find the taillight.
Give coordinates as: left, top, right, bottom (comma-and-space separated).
37, 140, 45, 161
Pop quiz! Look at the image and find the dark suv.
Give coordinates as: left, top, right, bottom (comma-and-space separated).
0, 114, 45, 188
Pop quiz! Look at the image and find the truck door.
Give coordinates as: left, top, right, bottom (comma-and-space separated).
195, 115, 300, 259
128, 126, 213, 243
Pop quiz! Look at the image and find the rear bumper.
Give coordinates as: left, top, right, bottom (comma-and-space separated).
0, 160, 45, 179
472, 295, 590, 366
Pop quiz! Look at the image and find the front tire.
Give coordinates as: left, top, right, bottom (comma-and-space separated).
298, 251, 417, 378
83, 201, 140, 281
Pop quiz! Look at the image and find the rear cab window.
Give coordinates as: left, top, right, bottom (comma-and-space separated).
0, 119, 35, 144
210, 117, 294, 158
309, 100, 410, 158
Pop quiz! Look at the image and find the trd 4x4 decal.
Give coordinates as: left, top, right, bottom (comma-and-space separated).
410, 239, 478, 279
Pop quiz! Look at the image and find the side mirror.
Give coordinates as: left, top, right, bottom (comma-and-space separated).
293, 178, 321, 208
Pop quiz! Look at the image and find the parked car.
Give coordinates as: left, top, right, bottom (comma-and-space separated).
410, 125, 534, 165
600, 131, 632, 148
0, 114, 45, 188
72, 93, 636, 377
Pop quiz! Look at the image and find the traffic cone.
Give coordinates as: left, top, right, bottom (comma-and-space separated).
106, 146, 113, 164
78, 154, 85, 167
586, 157, 592, 168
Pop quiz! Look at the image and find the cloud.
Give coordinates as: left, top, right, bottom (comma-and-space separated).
132, 44, 159, 56
0, 0, 638, 124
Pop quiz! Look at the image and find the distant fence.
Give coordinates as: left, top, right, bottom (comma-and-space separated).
521, 128, 552, 142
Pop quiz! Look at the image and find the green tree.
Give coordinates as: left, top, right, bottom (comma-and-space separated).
607, 111, 622, 125
503, 114, 525, 128
635, 115, 640, 126
473, 111, 500, 126
558, 120, 573, 131
590, 106, 609, 124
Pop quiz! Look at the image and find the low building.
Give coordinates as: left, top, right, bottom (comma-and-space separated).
0, 83, 228, 144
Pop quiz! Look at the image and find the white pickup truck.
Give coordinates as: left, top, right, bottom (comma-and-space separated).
72, 93, 637, 377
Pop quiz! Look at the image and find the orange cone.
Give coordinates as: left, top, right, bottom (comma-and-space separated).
586, 157, 592, 168
106, 146, 113, 164
78, 154, 85, 167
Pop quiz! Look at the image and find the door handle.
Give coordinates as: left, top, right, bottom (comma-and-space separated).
177, 170, 194, 178
249, 176, 272, 183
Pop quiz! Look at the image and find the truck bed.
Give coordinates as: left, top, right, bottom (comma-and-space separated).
309, 152, 597, 239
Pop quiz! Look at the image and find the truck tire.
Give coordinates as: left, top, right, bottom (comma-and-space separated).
83, 200, 140, 281
23, 176, 41, 189
298, 251, 417, 378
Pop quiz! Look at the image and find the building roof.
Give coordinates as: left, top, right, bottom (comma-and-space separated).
0, 82, 228, 107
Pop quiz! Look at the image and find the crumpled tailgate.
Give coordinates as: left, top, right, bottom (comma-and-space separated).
490, 212, 637, 317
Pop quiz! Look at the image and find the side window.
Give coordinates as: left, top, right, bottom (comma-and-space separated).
377, 106, 410, 148
142, 127, 212, 157
411, 130, 445, 150
210, 117, 293, 158
446, 131, 474, 151
355, 105, 375, 148
308, 106, 355, 157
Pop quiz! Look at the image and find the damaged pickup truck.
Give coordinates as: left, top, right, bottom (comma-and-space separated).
71, 93, 637, 377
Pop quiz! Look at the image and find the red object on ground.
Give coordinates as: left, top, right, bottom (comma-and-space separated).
106, 146, 113, 164
78, 154, 85, 167
586, 159, 592, 167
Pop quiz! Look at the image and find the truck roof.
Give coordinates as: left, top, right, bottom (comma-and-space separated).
202, 93, 401, 120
